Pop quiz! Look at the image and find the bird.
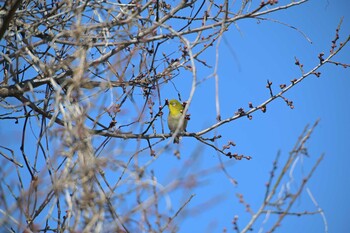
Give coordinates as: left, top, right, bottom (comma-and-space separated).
167, 99, 188, 143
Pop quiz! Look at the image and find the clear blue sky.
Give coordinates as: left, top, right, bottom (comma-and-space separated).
163, 0, 350, 232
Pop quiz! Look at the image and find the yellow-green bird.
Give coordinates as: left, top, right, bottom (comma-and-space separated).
167, 99, 188, 143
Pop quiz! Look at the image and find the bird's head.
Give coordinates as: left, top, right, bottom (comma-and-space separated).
168, 99, 184, 115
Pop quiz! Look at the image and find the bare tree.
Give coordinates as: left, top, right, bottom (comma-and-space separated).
0, 0, 348, 232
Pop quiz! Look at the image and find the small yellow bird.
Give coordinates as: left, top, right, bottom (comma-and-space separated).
167, 99, 188, 143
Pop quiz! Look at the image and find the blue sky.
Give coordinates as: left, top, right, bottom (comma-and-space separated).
164, 0, 350, 232
1, 0, 349, 232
